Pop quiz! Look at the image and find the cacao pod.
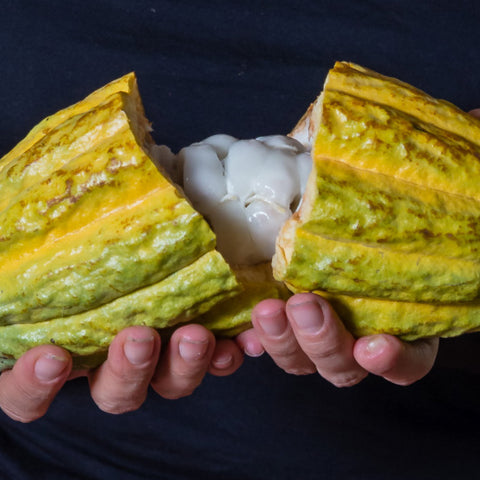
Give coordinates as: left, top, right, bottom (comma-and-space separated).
0, 74, 244, 370
274, 61, 480, 340
2, 61, 480, 371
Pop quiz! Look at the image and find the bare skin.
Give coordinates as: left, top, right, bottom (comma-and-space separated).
0, 324, 243, 422
238, 293, 439, 387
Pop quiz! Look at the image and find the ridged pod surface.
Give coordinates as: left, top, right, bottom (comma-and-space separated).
3, 62, 479, 365
275, 61, 480, 339
0, 74, 242, 370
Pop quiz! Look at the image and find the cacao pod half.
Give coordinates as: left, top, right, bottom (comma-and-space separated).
0, 73, 243, 370
275, 61, 480, 340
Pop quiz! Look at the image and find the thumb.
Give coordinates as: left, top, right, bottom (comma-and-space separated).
0, 345, 72, 422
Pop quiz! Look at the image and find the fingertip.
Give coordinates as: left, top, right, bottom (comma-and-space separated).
236, 329, 265, 357
286, 292, 336, 312
284, 293, 368, 385
286, 293, 341, 332
172, 324, 215, 363
34, 352, 71, 383
287, 292, 323, 307
354, 335, 439, 386
354, 334, 402, 373
113, 325, 161, 346
172, 323, 215, 345
210, 351, 234, 371
19, 345, 72, 383
252, 298, 286, 321
109, 326, 160, 369
123, 336, 156, 366
209, 339, 244, 377
286, 295, 325, 336
89, 327, 161, 414
151, 324, 220, 399
0, 345, 72, 423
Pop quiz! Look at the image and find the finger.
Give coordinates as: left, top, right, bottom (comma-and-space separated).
151, 324, 215, 399
354, 334, 439, 386
286, 293, 368, 387
0, 346, 72, 422
252, 298, 317, 375
469, 108, 480, 118
88, 326, 160, 414
235, 328, 265, 357
209, 339, 244, 377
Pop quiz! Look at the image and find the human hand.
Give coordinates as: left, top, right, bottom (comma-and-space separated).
237, 292, 439, 387
235, 106, 480, 386
0, 324, 243, 422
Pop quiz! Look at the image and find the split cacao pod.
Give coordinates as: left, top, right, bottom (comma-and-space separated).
2, 61, 480, 370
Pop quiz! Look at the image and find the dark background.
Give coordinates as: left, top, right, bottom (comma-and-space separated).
1, 1, 480, 479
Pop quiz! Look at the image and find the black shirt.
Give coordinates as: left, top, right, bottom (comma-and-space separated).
1, 1, 480, 478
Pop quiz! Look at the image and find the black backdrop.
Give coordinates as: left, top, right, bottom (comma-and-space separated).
1, 1, 480, 479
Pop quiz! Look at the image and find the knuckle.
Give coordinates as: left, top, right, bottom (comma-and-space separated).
151, 373, 203, 400
109, 364, 143, 383
327, 372, 367, 388
108, 363, 156, 391
0, 380, 52, 423
283, 365, 316, 376
268, 343, 301, 360
0, 403, 44, 423
264, 332, 304, 359
306, 340, 343, 362
94, 395, 145, 415
173, 365, 205, 381
156, 387, 196, 400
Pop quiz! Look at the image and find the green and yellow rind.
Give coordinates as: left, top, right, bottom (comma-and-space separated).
199, 263, 290, 337
0, 85, 220, 325
327, 62, 480, 148
0, 73, 244, 368
275, 61, 480, 338
303, 158, 480, 260
0, 250, 239, 371
0, 73, 139, 167
279, 228, 480, 303
314, 89, 480, 201
319, 291, 480, 341
275, 156, 480, 303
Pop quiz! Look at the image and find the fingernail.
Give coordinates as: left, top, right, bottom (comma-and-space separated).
288, 300, 324, 334
256, 308, 287, 337
35, 354, 69, 382
212, 352, 234, 369
179, 337, 209, 362
124, 335, 155, 365
365, 336, 389, 357
244, 341, 265, 358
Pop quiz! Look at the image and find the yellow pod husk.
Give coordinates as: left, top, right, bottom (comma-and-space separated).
0, 74, 244, 369
275, 61, 480, 339
320, 291, 480, 341
198, 263, 290, 337
0, 250, 237, 370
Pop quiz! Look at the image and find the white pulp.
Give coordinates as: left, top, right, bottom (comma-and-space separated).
155, 134, 312, 265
